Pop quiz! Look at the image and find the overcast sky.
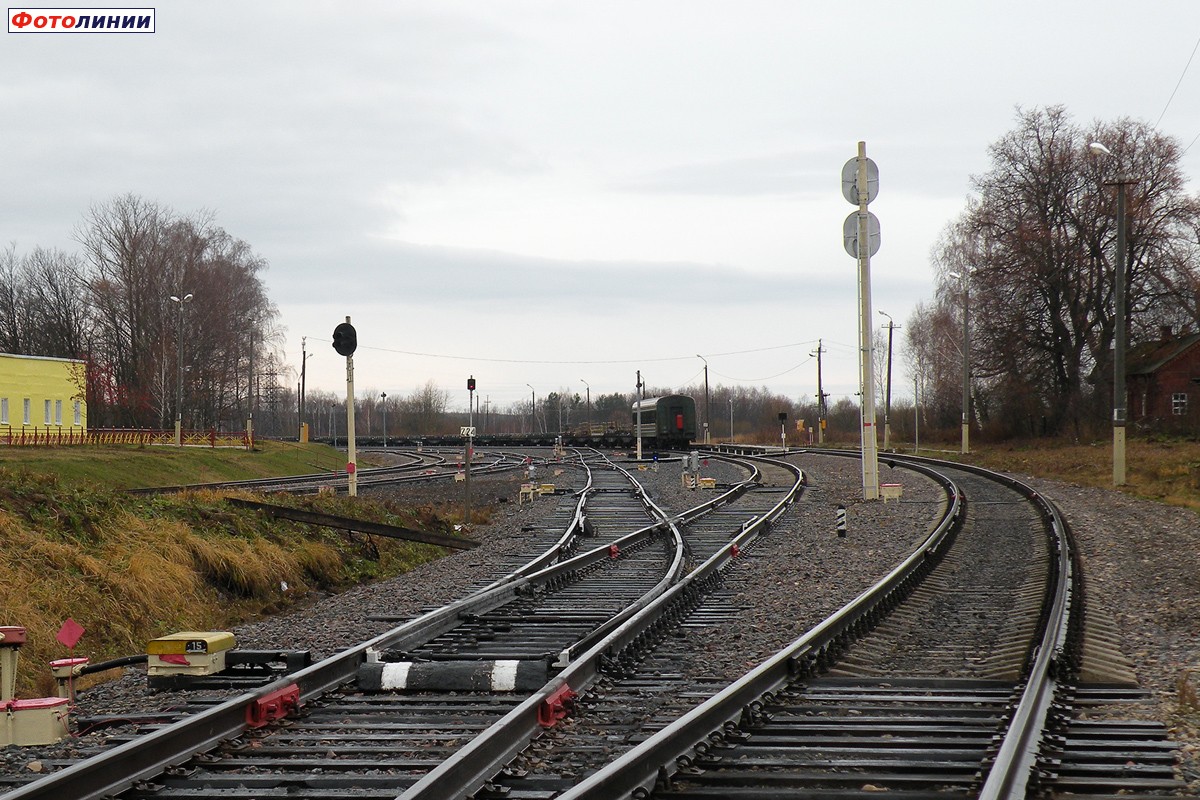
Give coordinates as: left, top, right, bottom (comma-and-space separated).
5, 1, 1200, 415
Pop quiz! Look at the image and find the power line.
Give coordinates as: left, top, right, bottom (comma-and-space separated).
1156, 32, 1200, 128
712, 357, 813, 383
306, 337, 822, 366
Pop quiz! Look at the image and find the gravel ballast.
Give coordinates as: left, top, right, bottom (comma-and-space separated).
1, 449, 1197, 792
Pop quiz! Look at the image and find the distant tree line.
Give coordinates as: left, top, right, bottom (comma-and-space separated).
1, 193, 279, 430
906, 106, 1200, 440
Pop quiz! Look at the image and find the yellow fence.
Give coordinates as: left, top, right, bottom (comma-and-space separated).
1, 428, 252, 449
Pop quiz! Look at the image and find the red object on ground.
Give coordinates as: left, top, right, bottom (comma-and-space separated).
608, 544, 619, 559
731, 543, 740, 558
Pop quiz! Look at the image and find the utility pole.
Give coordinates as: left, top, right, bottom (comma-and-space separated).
635, 370, 643, 461
580, 379, 591, 434
300, 336, 307, 439
879, 312, 900, 451
697, 354, 710, 445
812, 339, 827, 445
914, 375, 920, 453
247, 327, 255, 447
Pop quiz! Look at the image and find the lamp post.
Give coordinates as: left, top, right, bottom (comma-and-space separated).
380, 392, 387, 448
580, 379, 590, 434
530, 383, 540, 434
299, 345, 313, 441
1089, 141, 1133, 486
947, 271, 971, 454
169, 293, 192, 446
878, 310, 899, 451
696, 354, 710, 445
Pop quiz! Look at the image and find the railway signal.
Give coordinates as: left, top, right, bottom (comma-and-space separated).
332, 317, 358, 496
842, 141, 881, 501
465, 376, 475, 523
331, 322, 357, 357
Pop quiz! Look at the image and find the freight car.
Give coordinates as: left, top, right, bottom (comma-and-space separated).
632, 394, 697, 449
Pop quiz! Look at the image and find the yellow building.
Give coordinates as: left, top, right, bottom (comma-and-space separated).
0, 353, 87, 440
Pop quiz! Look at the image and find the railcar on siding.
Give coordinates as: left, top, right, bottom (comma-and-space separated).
631, 394, 696, 449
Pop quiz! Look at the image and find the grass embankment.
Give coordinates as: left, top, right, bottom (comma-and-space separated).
956, 437, 1200, 511
0, 442, 471, 696
0, 438, 347, 489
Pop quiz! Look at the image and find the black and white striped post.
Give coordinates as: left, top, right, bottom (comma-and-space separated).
836, 504, 847, 538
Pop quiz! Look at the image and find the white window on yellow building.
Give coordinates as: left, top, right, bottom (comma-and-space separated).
73, 400, 81, 426
0, 398, 7, 425
55, 399, 62, 426
23, 398, 30, 425
44, 399, 51, 426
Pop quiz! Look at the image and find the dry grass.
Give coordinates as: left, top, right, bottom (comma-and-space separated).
953, 437, 1200, 512
0, 467, 465, 696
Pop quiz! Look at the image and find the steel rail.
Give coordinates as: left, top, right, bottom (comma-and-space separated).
125, 448, 530, 495
810, 449, 1081, 796
398, 454, 800, 800
3, 452, 659, 800
810, 449, 1081, 797
559, 456, 960, 800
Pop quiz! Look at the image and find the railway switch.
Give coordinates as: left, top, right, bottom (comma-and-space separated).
0, 626, 23, 701
537, 683, 577, 728
147, 631, 236, 678
0, 626, 70, 747
246, 683, 300, 728
358, 659, 551, 693
146, 631, 311, 691
49, 656, 89, 699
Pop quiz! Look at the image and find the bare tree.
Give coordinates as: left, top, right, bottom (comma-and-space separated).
921, 106, 1200, 438
74, 194, 277, 429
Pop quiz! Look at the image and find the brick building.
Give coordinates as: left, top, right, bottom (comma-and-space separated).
1126, 328, 1200, 431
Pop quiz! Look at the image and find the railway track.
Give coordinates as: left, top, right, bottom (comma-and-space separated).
561, 454, 1182, 799
4, 450, 784, 799
127, 448, 531, 496
6, 451, 1177, 799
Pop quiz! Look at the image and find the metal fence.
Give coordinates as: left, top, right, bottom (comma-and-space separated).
0, 427, 253, 448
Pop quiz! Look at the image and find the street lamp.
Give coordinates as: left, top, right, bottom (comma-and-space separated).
526, 384, 536, 435
299, 342, 313, 440
878, 310, 899, 451
696, 354, 710, 445
380, 392, 387, 448
580, 379, 590, 434
169, 293, 192, 446
1089, 141, 1133, 486
947, 272, 970, 454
